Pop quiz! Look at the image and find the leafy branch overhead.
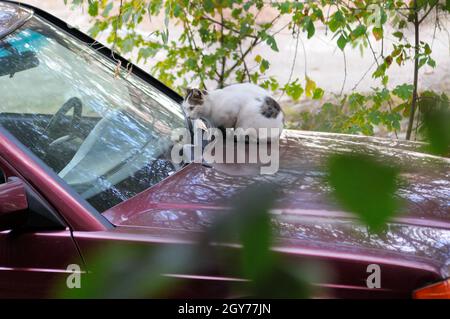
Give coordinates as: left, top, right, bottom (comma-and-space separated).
69, 0, 450, 142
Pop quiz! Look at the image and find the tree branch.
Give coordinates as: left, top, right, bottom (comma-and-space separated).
224, 36, 261, 77
351, 60, 377, 91
340, 49, 347, 96
239, 43, 251, 82
406, 1, 420, 140
219, 9, 227, 88
418, 3, 438, 24
278, 25, 300, 101
201, 15, 258, 39
181, 13, 207, 88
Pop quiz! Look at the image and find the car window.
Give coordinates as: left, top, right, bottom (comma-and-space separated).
0, 16, 187, 212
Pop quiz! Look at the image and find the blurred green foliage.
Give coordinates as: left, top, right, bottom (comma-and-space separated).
326, 153, 401, 231
418, 91, 450, 156
58, 244, 195, 298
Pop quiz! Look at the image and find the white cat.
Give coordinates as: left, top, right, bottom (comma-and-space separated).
182, 83, 284, 141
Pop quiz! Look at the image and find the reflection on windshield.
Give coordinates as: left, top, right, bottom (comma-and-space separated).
0, 16, 186, 212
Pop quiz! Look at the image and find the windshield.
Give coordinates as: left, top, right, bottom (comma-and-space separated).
0, 15, 186, 212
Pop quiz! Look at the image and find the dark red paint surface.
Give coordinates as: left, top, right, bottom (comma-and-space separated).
0, 177, 27, 214
1, 128, 449, 298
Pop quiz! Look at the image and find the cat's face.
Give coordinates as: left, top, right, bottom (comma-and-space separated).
182, 88, 208, 119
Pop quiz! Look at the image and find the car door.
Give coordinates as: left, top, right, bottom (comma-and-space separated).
0, 159, 84, 298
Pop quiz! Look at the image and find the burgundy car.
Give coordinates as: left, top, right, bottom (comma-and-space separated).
0, 1, 449, 298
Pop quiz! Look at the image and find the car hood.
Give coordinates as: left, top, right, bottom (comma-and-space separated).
104, 130, 450, 272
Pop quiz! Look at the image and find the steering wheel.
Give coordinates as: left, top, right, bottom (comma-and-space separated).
45, 97, 83, 142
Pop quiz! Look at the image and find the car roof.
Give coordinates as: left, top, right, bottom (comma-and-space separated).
0, 1, 33, 39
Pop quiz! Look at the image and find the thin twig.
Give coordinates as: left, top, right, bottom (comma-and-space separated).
111, 0, 124, 62
430, 5, 439, 51
337, 0, 379, 66
270, 22, 291, 37
201, 15, 258, 40
364, 27, 380, 67
418, 3, 438, 24
181, 8, 207, 88
406, 0, 420, 140
239, 43, 251, 82
351, 60, 377, 91
339, 49, 347, 96
224, 37, 260, 77
325, 4, 332, 36
278, 25, 300, 101
299, 36, 307, 78
219, 9, 226, 88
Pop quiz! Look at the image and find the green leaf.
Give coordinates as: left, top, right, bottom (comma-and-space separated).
372, 63, 387, 78
186, 58, 197, 70
243, 1, 252, 11
372, 27, 383, 41
173, 3, 182, 17
348, 93, 365, 109
260, 59, 270, 73
250, 72, 259, 83
393, 102, 408, 113
313, 87, 324, 100
203, 0, 214, 13
379, 7, 388, 25
121, 36, 135, 53
232, 8, 242, 19
337, 34, 347, 50
88, 0, 98, 16
279, 2, 291, 14
102, 2, 113, 17
368, 110, 381, 125
328, 11, 345, 32
391, 46, 402, 57
418, 57, 427, 69
284, 80, 304, 100
351, 25, 366, 39
137, 47, 158, 62
392, 31, 403, 40
148, 0, 163, 15
392, 83, 414, 100
265, 35, 279, 52
304, 17, 315, 39
88, 20, 108, 38
395, 54, 404, 66
327, 153, 400, 231
427, 58, 436, 68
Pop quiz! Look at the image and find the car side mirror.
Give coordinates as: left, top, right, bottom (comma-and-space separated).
0, 177, 28, 231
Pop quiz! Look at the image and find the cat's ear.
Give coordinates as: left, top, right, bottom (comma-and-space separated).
192, 88, 203, 98
184, 87, 193, 97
